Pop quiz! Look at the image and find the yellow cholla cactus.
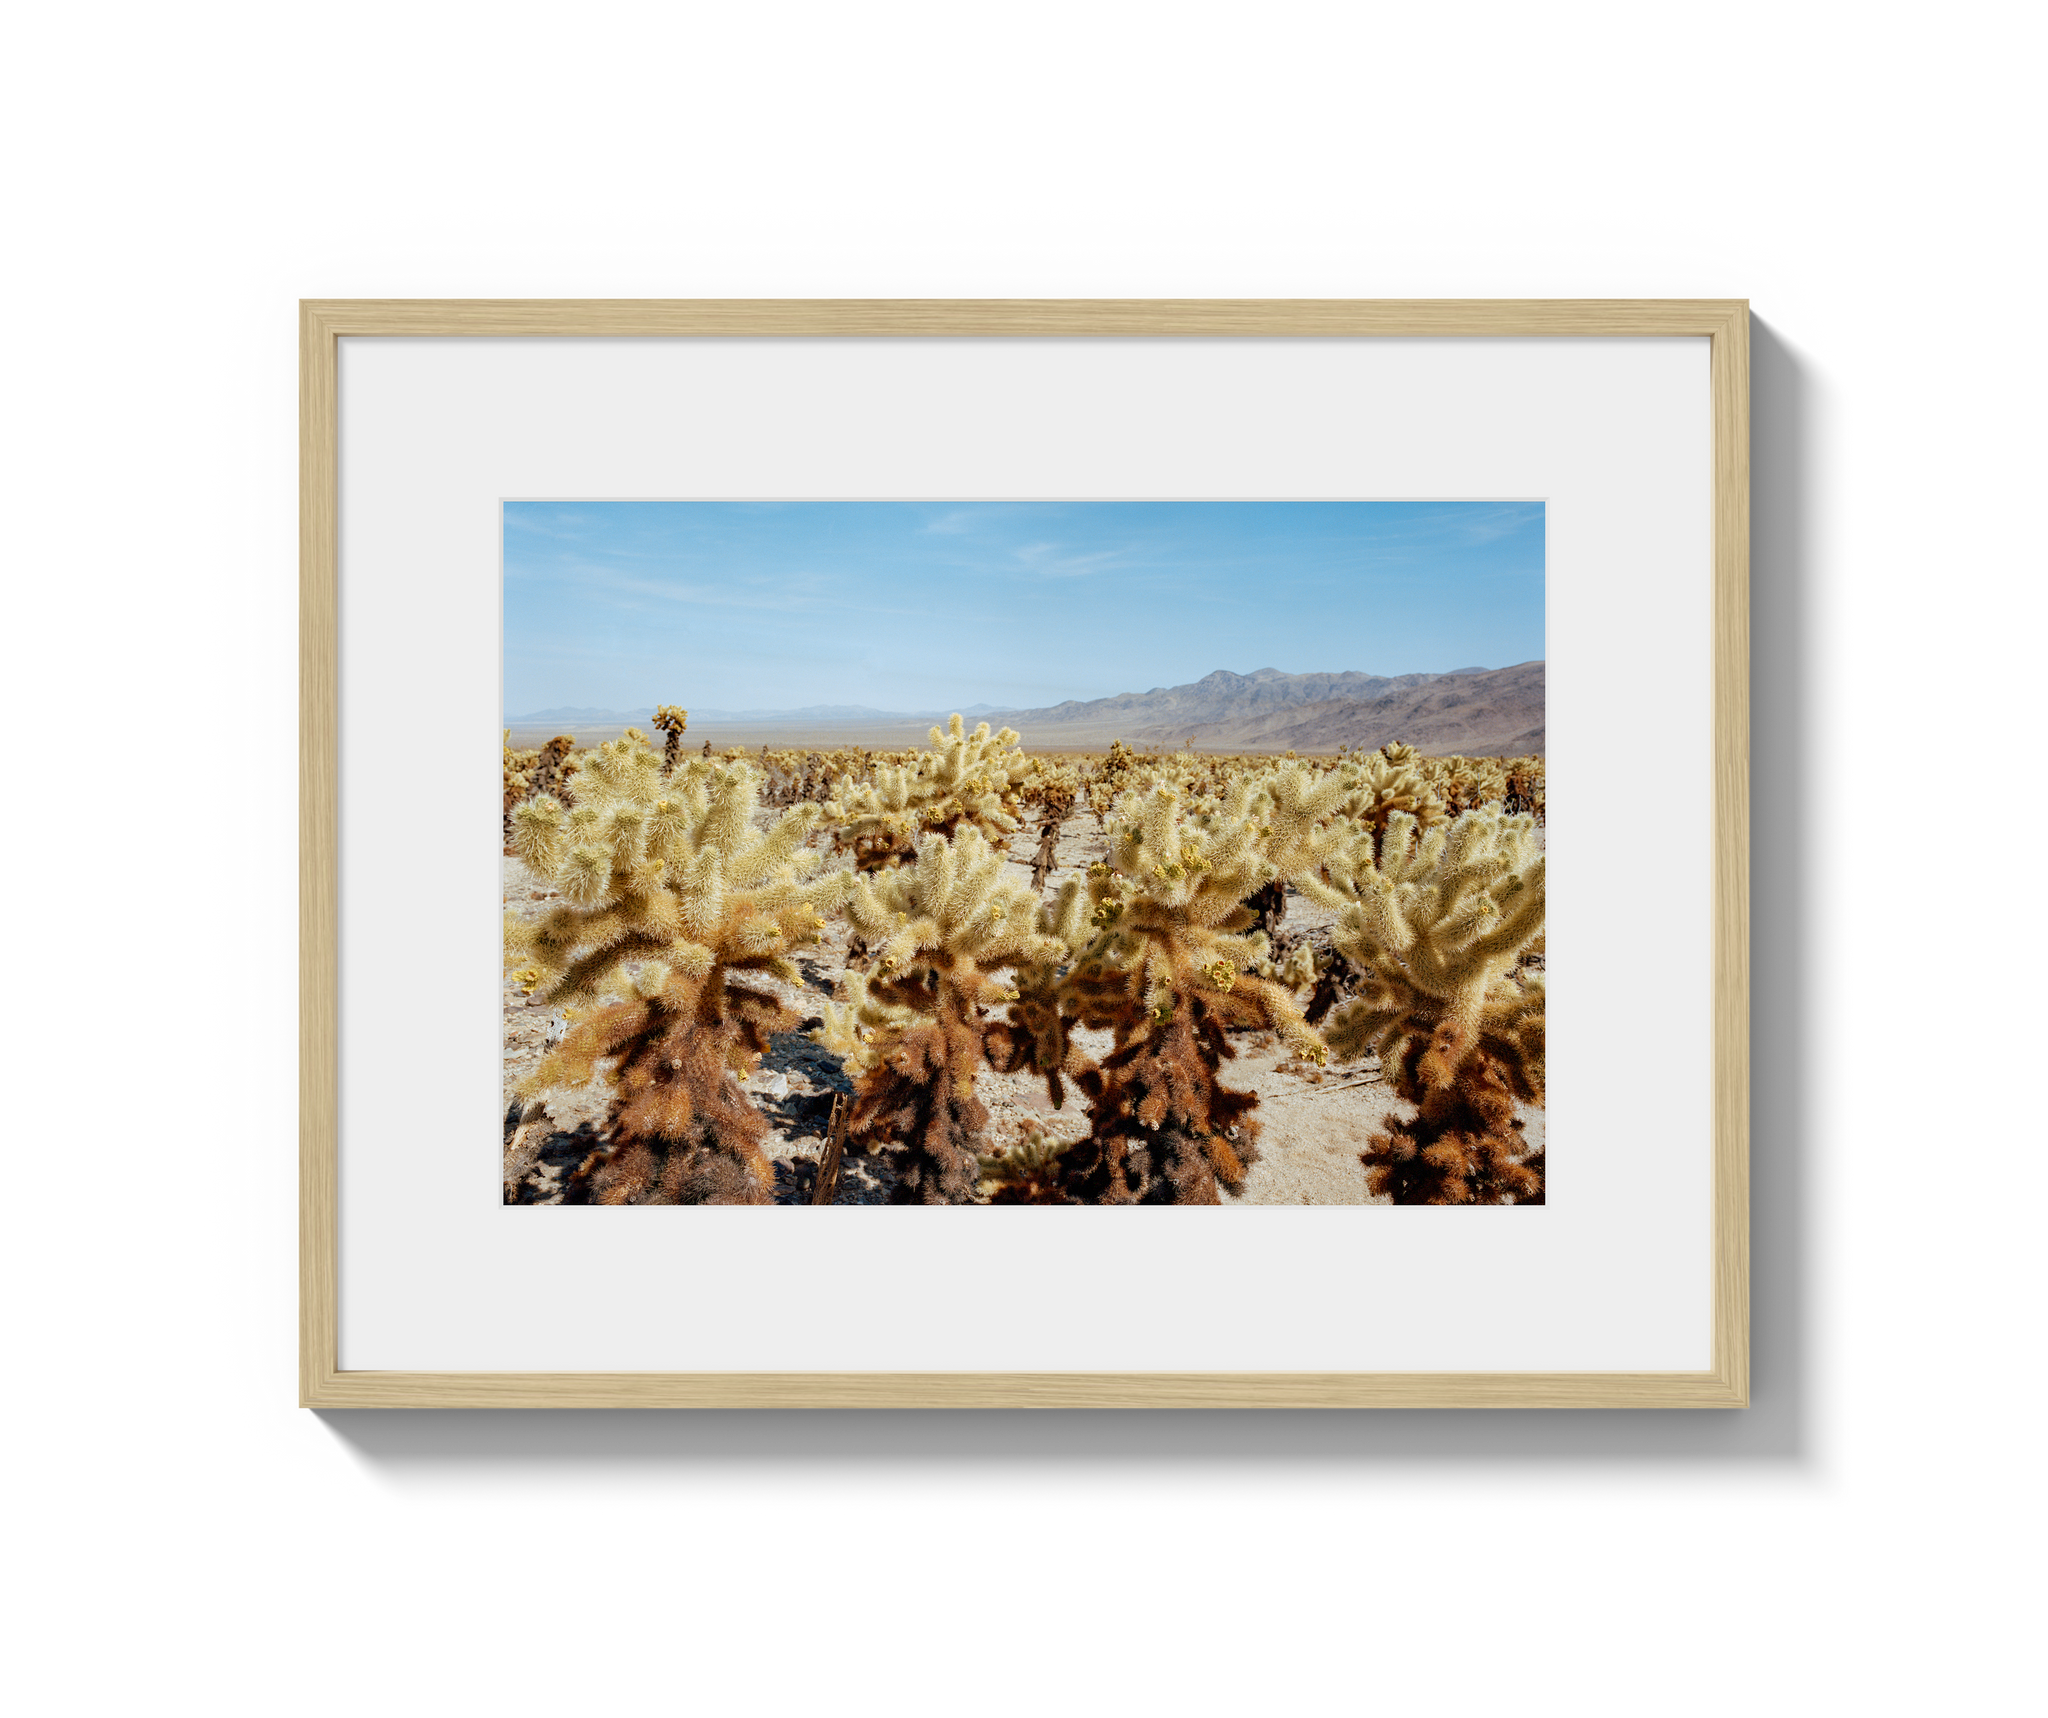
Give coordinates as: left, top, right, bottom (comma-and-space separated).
1053, 780, 1329, 1203
651, 703, 688, 773
811, 967, 921, 1084
1305, 807, 1544, 1066
813, 825, 1069, 1202
1299, 806, 1546, 1204
1243, 930, 1317, 992
1339, 742, 1447, 860
505, 744, 848, 1204
983, 874, 1097, 1112
502, 733, 575, 847
824, 714, 1029, 871
1022, 758, 1082, 825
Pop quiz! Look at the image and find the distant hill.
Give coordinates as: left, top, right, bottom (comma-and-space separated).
982, 662, 1544, 755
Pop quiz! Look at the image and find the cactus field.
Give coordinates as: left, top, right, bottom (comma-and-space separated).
501, 718, 1545, 1205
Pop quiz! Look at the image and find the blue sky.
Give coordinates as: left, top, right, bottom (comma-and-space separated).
504, 501, 1544, 716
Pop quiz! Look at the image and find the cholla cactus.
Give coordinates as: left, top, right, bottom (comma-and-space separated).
825, 714, 1029, 871
1427, 755, 1498, 816
976, 1123, 1077, 1204
1303, 807, 1546, 1204
1341, 741, 1446, 861
1301, 945, 1365, 1025
503, 733, 576, 849
1243, 879, 1288, 939
1421, 753, 1546, 821
983, 876, 1096, 1111
1246, 928, 1317, 991
813, 826, 1067, 1203
1503, 757, 1545, 820
652, 704, 688, 774
532, 734, 577, 802
1023, 759, 1080, 827
1080, 739, 1139, 831
503, 736, 540, 848
506, 739, 846, 1203
1055, 780, 1328, 1203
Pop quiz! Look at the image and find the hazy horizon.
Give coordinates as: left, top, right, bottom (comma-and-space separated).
504, 500, 1546, 718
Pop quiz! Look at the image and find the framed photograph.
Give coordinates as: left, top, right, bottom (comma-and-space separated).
301, 299, 1748, 1408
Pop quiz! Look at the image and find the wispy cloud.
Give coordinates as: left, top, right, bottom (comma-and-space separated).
920, 502, 1045, 536
1360, 501, 1542, 548
549, 557, 923, 619
1013, 541, 1126, 579
1444, 502, 1543, 546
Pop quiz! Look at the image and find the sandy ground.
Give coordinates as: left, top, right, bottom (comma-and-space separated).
501, 813, 1543, 1205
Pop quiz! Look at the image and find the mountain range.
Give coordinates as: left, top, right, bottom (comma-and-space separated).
981, 662, 1544, 755
507, 663, 1544, 756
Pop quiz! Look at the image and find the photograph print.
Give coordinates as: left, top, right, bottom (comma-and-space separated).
501, 501, 1545, 1207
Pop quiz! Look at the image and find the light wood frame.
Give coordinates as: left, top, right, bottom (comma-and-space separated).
300, 299, 1749, 1409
